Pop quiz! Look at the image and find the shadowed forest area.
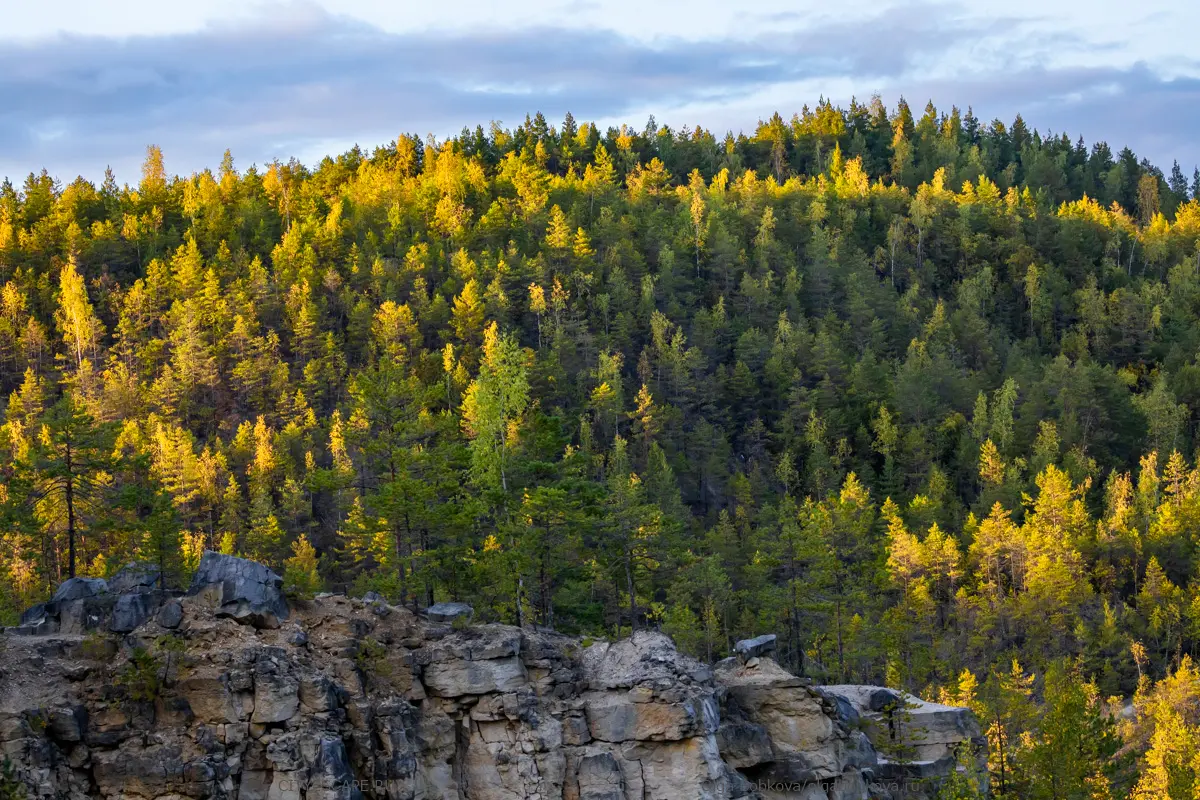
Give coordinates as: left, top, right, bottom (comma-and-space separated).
3, 98, 1200, 796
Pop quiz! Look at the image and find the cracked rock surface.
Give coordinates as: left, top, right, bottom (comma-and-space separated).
1, 554, 981, 800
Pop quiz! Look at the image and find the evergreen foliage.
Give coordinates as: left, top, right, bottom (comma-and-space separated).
2, 102, 1200, 791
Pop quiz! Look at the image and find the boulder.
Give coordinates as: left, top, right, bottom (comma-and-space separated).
19, 602, 51, 626
45, 705, 87, 743
734, 633, 777, 661
108, 563, 162, 594
51, 577, 108, 603
156, 599, 184, 629
187, 551, 289, 629
58, 593, 115, 635
109, 591, 160, 633
425, 602, 473, 624
14, 603, 58, 635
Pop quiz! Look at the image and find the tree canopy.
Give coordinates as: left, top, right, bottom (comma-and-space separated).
3, 100, 1200, 796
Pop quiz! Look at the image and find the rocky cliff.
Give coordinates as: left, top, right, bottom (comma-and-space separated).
0, 553, 983, 800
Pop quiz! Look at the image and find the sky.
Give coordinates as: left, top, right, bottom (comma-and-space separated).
1, 0, 1198, 184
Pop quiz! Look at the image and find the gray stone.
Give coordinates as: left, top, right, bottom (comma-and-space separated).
239, 770, 272, 800
252, 667, 300, 724
110, 591, 160, 633
58, 595, 115, 635
299, 675, 339, 712
576, 752, 625, 800
829, 769, 869, 800
157, 599, 184, 629
13, 617, 58, 636
309, 736, 364, 800
187, 551, 289, 629
425, 602, 473, 624
814, 687, 861, 727
19, 602, 51, 626
734, 633, 777, 661
51, 577, 109, 603
45, 705, 87, 743
580, 631, 708, 690
108, 563, 162, 594
423, 656, 527, 697
0, 567, 982, 800
867, 688, 900, 713
716, 719, 775, 769
821, 685, 984, 768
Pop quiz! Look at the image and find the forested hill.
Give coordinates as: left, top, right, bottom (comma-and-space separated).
3, 99, 1200, 794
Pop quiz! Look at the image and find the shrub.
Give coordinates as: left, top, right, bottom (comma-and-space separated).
116, 647, 162, 702
0, 758, 26, 800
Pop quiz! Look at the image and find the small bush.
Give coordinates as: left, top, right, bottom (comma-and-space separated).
116, 647, 162, 702
0, 758, 27, 800
80, 632, 113, 660
354, 637, 391, 682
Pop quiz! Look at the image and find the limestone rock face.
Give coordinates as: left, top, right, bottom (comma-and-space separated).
187, 551, 289, 629
715, 657, 849, 784
820, 685, 987, 782
2, 562, 982, 800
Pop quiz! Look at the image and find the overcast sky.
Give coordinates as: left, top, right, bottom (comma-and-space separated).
2, 0, 1197, 184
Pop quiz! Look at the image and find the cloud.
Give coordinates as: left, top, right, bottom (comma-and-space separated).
0, 1, 1194, 183
893, 63, 1200, 168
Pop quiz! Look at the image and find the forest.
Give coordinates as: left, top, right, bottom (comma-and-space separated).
3, 97, 1200, 796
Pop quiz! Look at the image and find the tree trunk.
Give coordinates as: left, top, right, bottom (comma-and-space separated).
625, 547, 637, 633
835, 597, 844, 681
65, 442, 77, 579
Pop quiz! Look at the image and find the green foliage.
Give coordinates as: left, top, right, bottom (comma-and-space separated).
1021, 661, 1130, 800
116, 646, 163, 702
0, 758, 26, 800
282, 534, 322, 600
80, 631, 115, 661
353, 637, 391, 682
23, 711, 44, 736
932, 753, 987, 800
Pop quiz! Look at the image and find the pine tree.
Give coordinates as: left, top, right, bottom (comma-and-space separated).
461, 322, 529, 493
21, 394, 118, 578
283, 534, 322, 599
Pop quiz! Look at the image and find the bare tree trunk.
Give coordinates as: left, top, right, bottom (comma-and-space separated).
625, 548, 637, 633
65, 442, 77, 579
